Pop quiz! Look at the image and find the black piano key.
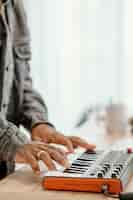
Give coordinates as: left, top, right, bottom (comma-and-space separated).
70, 165, 89, 171
64, 168, 86, 174
72, 162, 89, 166
72, 162, 90, 167
64, 170, 84, 174
69, 166, 87, 171
77, 158, 96, 162
85, 150, 97, 154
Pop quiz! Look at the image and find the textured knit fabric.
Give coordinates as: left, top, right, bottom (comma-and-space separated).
0, 0, 50, 177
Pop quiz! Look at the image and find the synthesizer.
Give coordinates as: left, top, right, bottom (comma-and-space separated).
43, 149, 133, 194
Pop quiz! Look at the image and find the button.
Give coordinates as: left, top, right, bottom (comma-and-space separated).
2, 104, 7, 108
1, 32, 7, 39
5, 66, 9, 71
127, 148, 133, 154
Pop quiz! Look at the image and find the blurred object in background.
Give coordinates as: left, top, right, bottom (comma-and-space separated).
129, 118, 133, 134
75, 101, 128, 135
25, 0, 126, 132
105, 103, 128, 135
75, 107, 94, 128
25, 0, 133, 133
75, 104, 104, 128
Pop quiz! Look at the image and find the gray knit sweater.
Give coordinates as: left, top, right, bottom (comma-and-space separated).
0, 0, 49, 177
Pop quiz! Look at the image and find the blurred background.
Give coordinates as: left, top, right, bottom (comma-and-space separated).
24, 0, 133, 135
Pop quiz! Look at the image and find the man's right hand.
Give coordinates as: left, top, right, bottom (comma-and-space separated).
15, 142, 70, 175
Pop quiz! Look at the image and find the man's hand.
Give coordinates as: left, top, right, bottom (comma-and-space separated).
15, 142, 70, 175
32, 124, 96, 153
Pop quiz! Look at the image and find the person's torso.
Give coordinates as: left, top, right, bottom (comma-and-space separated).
0, 0, 30, 126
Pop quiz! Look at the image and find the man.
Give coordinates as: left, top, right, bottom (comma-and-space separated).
0, 0, 95, 178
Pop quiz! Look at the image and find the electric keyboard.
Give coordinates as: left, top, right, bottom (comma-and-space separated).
43, 149, 133, 194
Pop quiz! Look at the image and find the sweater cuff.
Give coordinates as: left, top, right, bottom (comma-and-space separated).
2, 122, 28, 162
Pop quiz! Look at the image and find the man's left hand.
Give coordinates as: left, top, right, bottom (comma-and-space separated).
31, 124, 96, 153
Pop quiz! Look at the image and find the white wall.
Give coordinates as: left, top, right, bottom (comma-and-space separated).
80, 0, 124, 107
123, 0, 133, 115
25, 0, 124, 133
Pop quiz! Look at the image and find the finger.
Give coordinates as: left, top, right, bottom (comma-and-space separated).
49, 145, 67, 158
31, 147, 43, 159
69, 136, 96, 149
25, 151, 40, 175
37, 144, 66, 157
54, 133, 74, 153
36, 145, 68, 166
32, 135, 43, 142
15, 148, 28, 163
39, 151, 56, 170
49, 149, 70, 168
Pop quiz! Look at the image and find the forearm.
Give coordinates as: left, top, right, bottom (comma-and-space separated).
20, 61, 53, 131
20, 84, 50, 131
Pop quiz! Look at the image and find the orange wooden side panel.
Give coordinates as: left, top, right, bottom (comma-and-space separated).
43, 177, 123, 194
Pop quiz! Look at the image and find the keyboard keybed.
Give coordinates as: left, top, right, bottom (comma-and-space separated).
64, 150, 133, 179
44, 149, 133, 194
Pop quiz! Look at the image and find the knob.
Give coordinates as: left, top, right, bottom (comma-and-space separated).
119, 164, 123, 169
111, 173, 118, 178
104, 164, 110, 168
103, 166, 108, 172
116, 167, 121, 172
98, 172, 104, 178
101, 169, 106, 175
127, 148, 133, 154
113, 170, 120, 175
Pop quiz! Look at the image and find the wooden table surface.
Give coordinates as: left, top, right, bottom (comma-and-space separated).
0, 122, 133, 199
